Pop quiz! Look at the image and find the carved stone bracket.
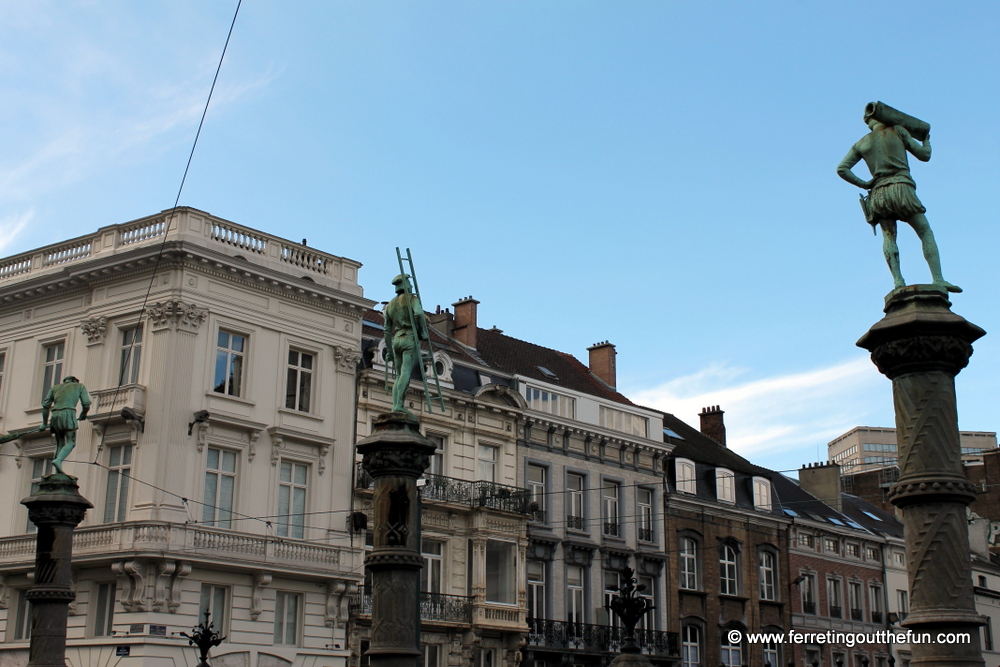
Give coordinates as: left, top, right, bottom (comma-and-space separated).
334, 346, 363, 373
325, 580, 358, 628
146, 300, 208, 332
251, 570, 272, 620
170, 561, 190, 612
81, 316, 108, 345
199, 413, 265, 461
0, 575, 7, 609
67, 576, 78, 615
112, 559, 147, 611
267, 426, 335, 475
153, 560, 174, 612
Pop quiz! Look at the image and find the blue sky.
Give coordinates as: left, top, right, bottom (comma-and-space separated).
2, 1, 997, 472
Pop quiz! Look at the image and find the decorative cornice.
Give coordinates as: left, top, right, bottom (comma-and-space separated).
334, 346, 363, 373
869, 335, 974, 378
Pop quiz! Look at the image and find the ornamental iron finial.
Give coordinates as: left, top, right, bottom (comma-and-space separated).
180, 610, 225, 667
604, 565, 655, 654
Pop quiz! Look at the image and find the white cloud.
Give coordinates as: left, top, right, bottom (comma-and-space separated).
0, 210, 34, 255
626, 356, 886, 469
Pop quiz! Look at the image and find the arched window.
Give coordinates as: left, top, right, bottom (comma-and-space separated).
753, 476, 772, 510
720, 544, 739, 595
679, 537, 699, 590
682, 625, 701, 667
758, 550, 776, 600
721, 628, 743, 667
676, 458, 696, 494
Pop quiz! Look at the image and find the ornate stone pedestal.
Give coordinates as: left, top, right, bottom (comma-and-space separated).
20, 474, 92, 667
357, 413, 436, 667
858, 286, 986, 667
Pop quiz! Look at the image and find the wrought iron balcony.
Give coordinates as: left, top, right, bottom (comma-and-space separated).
871, 611, 883, 624
355, 464, 532, 515
530, 508, 547, 523
829, 605, 842, 619
526, 618, 678, 657
638, 527, 654, 542
803, 601, 816, 614
851, 608, 863, 621
603, 522, 621, 538
350, 588, 472, 624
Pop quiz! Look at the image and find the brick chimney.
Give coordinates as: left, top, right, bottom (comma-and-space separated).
699, 405, 727, 447
587, 341, 617, 389
427, 306, 454, 338
452, 296, 480, 349
798, 461, 842, 512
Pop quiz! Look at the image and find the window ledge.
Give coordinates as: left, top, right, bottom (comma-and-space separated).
278, 407, 325, 423
759, 599, 784, 606
205, 391, 256, 407
719, 594, 749, 602
680, 588, 707, 597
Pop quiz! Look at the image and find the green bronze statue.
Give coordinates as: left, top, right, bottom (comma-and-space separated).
837, 101, 960, 294
41, 376, 91, 475
383, 274, 429, 415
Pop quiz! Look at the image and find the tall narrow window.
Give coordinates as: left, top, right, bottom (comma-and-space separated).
273, 591, 300, 645
720, 545, 739, 595
753, 476, 772, 511
26, 458, 53, 531
0, 352, 6, 396
801, 573, 817, 614
602, 481, 620, 537
716, 469, 735, 503
764, 640, 780, 667
637, 488, 654, 542
13, 590, 31, 640
985, 616, 994, 652
870, 584, 884, 624
421, 540, 443, 594
277, 461, 307, 539
567, 473, 585, 530
93, 583, 116, 637
214, 331, 246, 397
679, 538, 699, 590
285, 349, 313, 411
897, 590, 909, 619
603, 570, 621, 627
637, 576, 654, 631
119, 326, 143, 385
758, 551, 776, 601
423, 644, 440, 667
828, 579, 843, 618
676, 459, 696, 494
527, 464, 546, 522
103, 444, 132, 523
682, 626, 701, 667
849, 581, 863, 621
485, 540, 515, 604
477, 444, 497, 482
721, 631, 743, 667
200, 585, 228, 634
527, 560, 546, 620
567, 565, 585, 624
425, 433, 445, 477
203, 448, 236, 529
41, 342, 64, 399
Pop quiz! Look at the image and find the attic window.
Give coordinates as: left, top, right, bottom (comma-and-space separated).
783, 508, 799, 517
663, 428, 684, 440
827, 517, 846, 526
537, 366, 559, 380
861, 510, 882, 521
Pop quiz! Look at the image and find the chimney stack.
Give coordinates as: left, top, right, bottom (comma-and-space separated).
427, 306, 454, 338
587, 341, 617, 389
699, 406, 727, 447
452, 296, 480, 349
798, 461, 842, 512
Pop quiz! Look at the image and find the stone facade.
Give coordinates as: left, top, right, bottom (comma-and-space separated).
0, 208, 370, 667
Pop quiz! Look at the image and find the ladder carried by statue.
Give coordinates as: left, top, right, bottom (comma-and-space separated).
384, 248, 445, 413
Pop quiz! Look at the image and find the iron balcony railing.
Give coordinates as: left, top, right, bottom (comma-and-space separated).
851, 608, 864, 622
829, 605, 843, 619
638, 527, 654, 542
803, 601, 816, 615
603, 522, 621, 538
350, 588, 472, 624
566, 515, 585, 530
526, 618, 679, 657
871, 611, 883, 624
355, 464, 532, 515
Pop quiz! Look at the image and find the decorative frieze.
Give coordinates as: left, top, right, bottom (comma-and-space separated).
81, 316, 108, 344
146, 299, 207, 332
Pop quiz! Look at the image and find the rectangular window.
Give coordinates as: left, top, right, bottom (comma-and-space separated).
679, 538, 699, 590
846, 543, 861, 557
93, 582, 116, 637
567, 565, 585, 624
477, 444, 497, 482
273, 591, 300, 645
567, 473, 585, 530
753, 477, 772, 511
682, 626, 701, 667
637, 488, 653, 541
720, 545, 738, 596
603, 570, 621, 627
214, 331, 246, 397
599, 406, 647, 437
277, 461, 308, 539
799, 533, 815, 549
716, 469, 735, 503
103, 444, 132, 523
867, 546, 881, 561
41, 342, 64, 399
676, 459, 696, 494
758, 551, 776, 601
637, 575, 655, 631
897, 590, 909, 619
764, 641, 780, 667
602, 481, 620, 537
527, 560, 546, 620
527, 464, 546, 522
118, 326, 143, 385
425, 433, 445, 477
985, 616, 994, 652
485, 540, 515, 604
828, 578, 843, 618
423, 644, 440, 667
27, 458, 53, 531
870, 584, 884, 623
285, 349, 313, 411
524, 386, 576, 419
801, 574, 817, 614
421, 540, 443, 594
199, 584, 228, 633
849, 581, 864, 621
825, 538, 840, 554
203, 448, 237, 529
12, 590, 31, 640
0, 352, 6, 397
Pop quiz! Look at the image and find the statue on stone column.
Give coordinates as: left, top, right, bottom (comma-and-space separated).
41, 376, 91, 475
837, 101, 961, 294
383, 274, 429, 415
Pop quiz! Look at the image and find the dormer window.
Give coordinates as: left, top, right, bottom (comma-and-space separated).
525, 385, 575, 418
753, 476, 772, 511
716, 468, 735, 503
600, 406, 648, 438
676, 458, 696, 494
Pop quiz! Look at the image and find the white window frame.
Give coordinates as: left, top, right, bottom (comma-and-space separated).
199, 584, 229, 634
273, 591, 301, 645
753, 476, 772, 511
92, 582, 116, 637
721, 630, 743, 667
284, 348, 314, 412
682, 625, 701, 667
277, 460, 308, 539
602, 480, 620, 537
603, 570, 621, 627
567, 565, 585, 624
524, 385, 576, 418
599, 405, 648, 437
676, 458, 696, 494
637, 487, 654, 541
425, 433, 445, 477
527, 463, 546, 522
26, 458, 53, 532
103, 444, 132, 523
679, 537, 699, 590
477, 443, 498, 483
203, 447, 237, 529
40, 340, 65, 400
527, 560, 546, 620
214, 329, 248, 397
118, 325, 143, 385
720, 544, 739, 596
716, 468, 735, 503
421, 539, 444, 594
758, 550, 776, 601
567, 472, 585, 529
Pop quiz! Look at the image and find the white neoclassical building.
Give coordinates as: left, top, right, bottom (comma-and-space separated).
0, 208, 371, 667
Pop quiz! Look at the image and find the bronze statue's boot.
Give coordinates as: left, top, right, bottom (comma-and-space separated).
935, 280, 963, 293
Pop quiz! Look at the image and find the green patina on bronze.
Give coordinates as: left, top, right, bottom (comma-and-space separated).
837, 101, 961, 294
41, 376, 91, 476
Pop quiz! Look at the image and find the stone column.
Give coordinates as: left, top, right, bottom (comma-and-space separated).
857, 287, 986, 667
21, 475, 92, 667
357, 413, 435, 667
